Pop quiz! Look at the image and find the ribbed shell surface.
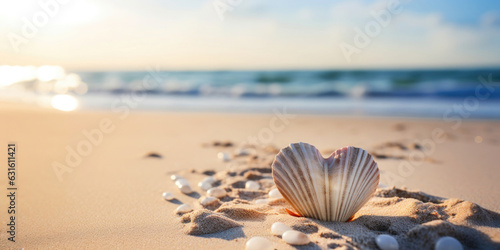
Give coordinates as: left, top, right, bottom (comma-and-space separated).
272, 143, 379, 222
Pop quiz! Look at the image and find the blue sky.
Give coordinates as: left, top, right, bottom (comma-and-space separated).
0, 0, 499, 70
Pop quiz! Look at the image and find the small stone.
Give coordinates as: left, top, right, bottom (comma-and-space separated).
246, 237, 273, 250
217, 152, 230, 162
282, 230, 310, 245
199, 196, 218, 206
245, 181, 260, 190
378, 183, 389, 189
162, 192, 174, 201
435, 237, 463, 250
268, 188, 283, 199
376, 234, 399, 250
207, 187, 227, 198
271, 222, 292, 236
202, 176, 217, 185
170, 174, 181, 181
175, 178, 189, 186
175, 204, 193, 214
198, 181, 212, 191
234, 148, 250, 156
255, 199, 268, 205
178, 185, 193, 194
175, 179, 193, 194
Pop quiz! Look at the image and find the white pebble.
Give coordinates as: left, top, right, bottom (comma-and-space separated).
245, 181, 260, 190
175, 179, 193, 194
175, 178, 189, 186
268, 188, 283, 199
202, 176, 217, 184
199, 196, 218, 206
207, 187, 227, 198
376, 234, 399, 250
435, 237, 463, 250
175, 204, 193, 214
282, 230, 310, 245
378, 183, 389, 189
217, 152, 230, 162
271, 222, 292, 236
170, 174, 182, 181
178, 185, 193, 194
255, 199, 268, 205
162, 192, 174, 201
198, 181, 212, 191
246, 237, 273, 250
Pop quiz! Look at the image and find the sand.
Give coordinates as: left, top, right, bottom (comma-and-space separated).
1, 103, 500, 249
172, 143, 500, 249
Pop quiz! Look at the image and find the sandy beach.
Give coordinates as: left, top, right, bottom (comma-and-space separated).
0, 103, 499, 249
2, 0, 499, 248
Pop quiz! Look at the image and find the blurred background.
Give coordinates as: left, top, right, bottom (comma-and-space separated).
1, 0, 499, 117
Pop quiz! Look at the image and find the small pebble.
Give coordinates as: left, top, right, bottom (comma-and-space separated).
199, 196, 218, 206
175, 178, 189, 186
255, 199, 268, 205
202, 176, 217, 185
268, 188, 283, 199
246, 237, 273, 250
378, 183, 389, 189
175, 204, 193, 214
170, 174, 182, 181
217, 152, 230, 162
435, 236, 463, 250
375, 234, 399, 250
162, 191, 174, 201
271, 222, 292, 236
175, 179, 193, 194
207, 187, 227, 198
198, 181, 212, 191
245, 181, 260, 190
234, 148, 250, 156
282, 230, 310, 245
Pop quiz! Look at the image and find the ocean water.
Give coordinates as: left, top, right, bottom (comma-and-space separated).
1, 67, 500, 118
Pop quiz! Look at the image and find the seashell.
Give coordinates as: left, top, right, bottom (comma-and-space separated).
246, 237, 273, 250
376, 234, 399, 250
271, 222, 292, 236
282, 230, 310, 245
175, 204, 193, 214
245, 181, 260, 190
207, 187, 227, 198
272, 143, 379, 222
268, 188, 283, 199
162, 191, 174, 201
435, 237, 463, 250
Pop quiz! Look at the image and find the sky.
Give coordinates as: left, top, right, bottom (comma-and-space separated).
0, 0, 499, 70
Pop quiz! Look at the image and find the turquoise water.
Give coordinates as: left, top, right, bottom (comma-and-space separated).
2, 68, 500, 118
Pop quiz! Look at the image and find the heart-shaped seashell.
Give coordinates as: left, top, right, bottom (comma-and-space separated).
272, 143, 379, 222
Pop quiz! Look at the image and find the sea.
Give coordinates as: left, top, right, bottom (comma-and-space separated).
1, 66, 500, 118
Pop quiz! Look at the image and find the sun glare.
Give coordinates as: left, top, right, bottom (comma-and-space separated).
50, 94, 78, 111
37, 65, 65, 82
0, 65, 37, 87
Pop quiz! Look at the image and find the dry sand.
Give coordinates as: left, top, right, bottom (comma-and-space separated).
0, 103, 500, 249
173, 143, 500, 249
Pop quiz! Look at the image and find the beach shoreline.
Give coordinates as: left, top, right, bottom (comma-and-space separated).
1, 105, 499, 248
